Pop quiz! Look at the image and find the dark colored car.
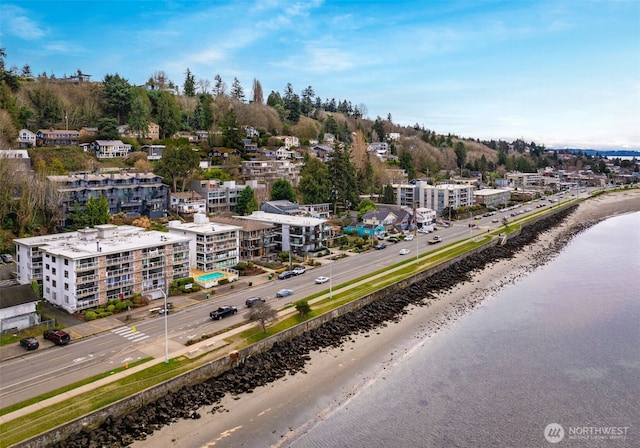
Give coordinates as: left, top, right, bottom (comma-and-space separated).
374, 243, 387, 250
210, 305, 238, 320
43, 329, 70, 345
387, 237, 399, 243
278, 270, 295, 280
20, 337, 39, 350
245, 297, 266, 307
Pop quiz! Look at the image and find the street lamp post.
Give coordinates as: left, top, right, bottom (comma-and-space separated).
159, 288, 169, 363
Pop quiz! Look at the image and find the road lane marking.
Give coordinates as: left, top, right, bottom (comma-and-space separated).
111, 327, 150, 342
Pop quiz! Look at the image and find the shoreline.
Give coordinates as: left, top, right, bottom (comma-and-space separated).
123, 191, 639, 447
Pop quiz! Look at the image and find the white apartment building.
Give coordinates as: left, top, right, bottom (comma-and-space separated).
237, 211, 327, 255
394, 181, 475, 214
167, 214, 241, 273
14, 225, 191, 313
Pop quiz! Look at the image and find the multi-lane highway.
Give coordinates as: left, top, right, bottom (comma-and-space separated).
0, 192, 583, 407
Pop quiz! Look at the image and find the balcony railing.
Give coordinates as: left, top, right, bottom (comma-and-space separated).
76, 261, 98, 271
76, 274, 98, 283
76, 286, 99, 298
106, 255, 134, 266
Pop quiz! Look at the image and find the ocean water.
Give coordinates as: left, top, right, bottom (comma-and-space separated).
290, 212, 640, 448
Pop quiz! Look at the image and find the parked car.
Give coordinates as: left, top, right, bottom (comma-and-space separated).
292, 266, 306, 275
276, 288, 294, 298
315, 276, 330, 284
20, 337, 39, 351
374, 243, 387, 250
404, 234, 414, 241
43, 329, 70, 345
278, 270, 296, 280
245, 297, 266, 307
210, 306, 238, 320
158, 302, 174, 315
399, 248, 411, 255
1, 254, 14, 263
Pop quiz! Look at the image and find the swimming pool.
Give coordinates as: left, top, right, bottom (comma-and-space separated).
198, 271, 225, 282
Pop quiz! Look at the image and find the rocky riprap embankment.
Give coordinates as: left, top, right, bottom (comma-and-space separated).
51, 206, 578, 448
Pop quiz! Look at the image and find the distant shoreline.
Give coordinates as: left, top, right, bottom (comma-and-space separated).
129, 190, 640, 448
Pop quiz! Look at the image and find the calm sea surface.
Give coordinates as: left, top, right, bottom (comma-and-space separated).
290, 212, 640, 448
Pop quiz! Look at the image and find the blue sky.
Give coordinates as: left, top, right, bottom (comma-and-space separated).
2, 0, 639, 149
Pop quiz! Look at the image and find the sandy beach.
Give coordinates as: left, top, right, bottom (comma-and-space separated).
131, 190, 640, 448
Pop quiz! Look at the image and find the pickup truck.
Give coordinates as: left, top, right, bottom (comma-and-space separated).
427, 236, 442, 244
210, 306, 238, 320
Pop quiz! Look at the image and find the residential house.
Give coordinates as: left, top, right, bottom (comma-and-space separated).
36, 129, 80, 147
118, 122, 160, 140
17, 129, 36, 148
361, 210, 399, 233
275, 135, 300, 149
169, 191, 207, 215
92, 140, 132, 158
141, 144, 166, 161
313, 145, 333, 161
13, 225, 191, 313
0, 284, 41, 333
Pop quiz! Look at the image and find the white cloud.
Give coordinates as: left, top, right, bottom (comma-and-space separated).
1, 4, 46, 40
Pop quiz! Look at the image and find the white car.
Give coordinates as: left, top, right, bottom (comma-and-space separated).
399, 248, 411, 255
404, 234, 414, 241
315, 276, 330, 284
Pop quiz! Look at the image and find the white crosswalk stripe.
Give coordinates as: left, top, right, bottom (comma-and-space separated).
111, 326, 150, 342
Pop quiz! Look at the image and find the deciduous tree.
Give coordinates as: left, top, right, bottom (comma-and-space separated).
245, 302, 278, 333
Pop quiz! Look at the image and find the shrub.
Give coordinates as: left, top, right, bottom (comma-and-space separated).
106, 304, 115, 313
84, 311, 97, 321
236, 261, 248, 270
114, 301, 129, 311
133, 295, 149, 306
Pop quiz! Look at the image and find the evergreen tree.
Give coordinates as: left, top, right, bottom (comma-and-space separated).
236, 186, 258, 215
298, 155, 331, 204
183, 68, 196, 97
270, 179, 296, 202
213, 74, 225, 96
327, 144, 357, 210
101, 73, 132, 124
230, 77, 245, 101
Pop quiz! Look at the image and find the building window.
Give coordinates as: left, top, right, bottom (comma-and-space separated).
64, 283, 69, 290
52, 268, 56, 275
65, 295, 69, 303
52, 280, 56, 287
52, 256, 56, 262
46, 287, 50, 294
45, 264, 50, 270
64, 271, 69, 278
45, 276, 49, 282
64, 259, 68, 265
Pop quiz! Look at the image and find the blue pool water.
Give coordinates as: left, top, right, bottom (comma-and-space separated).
198, 271, 225, 281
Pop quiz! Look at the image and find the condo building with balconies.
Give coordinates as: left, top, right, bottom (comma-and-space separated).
13, 225, 190, 313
